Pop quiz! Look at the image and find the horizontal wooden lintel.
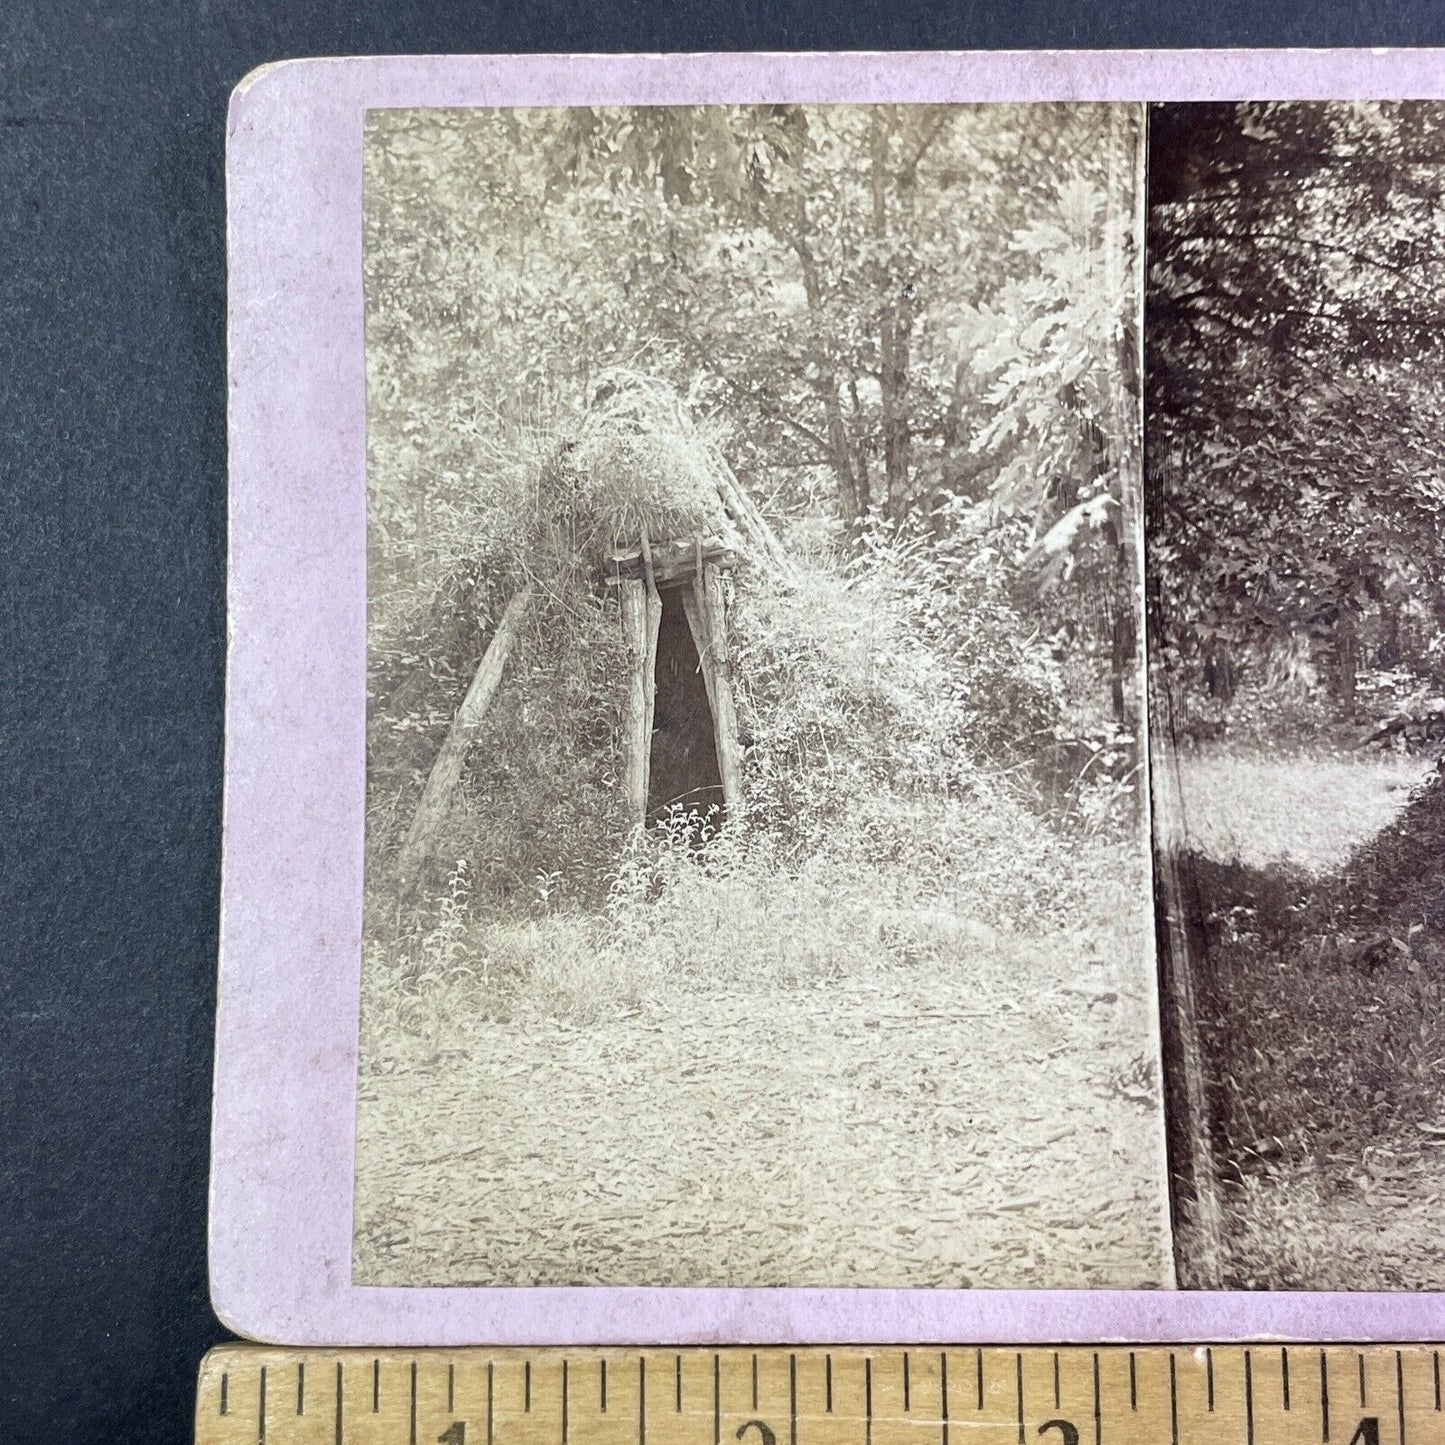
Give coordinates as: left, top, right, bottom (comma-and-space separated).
603, 538, 739, 586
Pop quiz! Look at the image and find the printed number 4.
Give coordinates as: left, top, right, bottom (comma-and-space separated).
438, 1424, 465, 1445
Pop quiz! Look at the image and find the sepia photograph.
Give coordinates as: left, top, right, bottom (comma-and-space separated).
351, 101, 1174, 1290
1149, 101, 1445, 1290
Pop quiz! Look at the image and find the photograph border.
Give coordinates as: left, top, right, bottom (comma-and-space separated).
215, 48, 1445, 1345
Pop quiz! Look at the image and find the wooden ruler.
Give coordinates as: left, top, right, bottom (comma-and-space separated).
197, 1346, 1445, 1445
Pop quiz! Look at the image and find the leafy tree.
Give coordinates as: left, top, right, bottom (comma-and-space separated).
1148, 102, 1445, 722
362, 104, 1148, 760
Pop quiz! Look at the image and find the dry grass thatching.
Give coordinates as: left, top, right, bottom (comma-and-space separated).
460, 369, 746, 593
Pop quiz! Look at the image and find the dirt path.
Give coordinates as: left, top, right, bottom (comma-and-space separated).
354, 934, 1173, 1289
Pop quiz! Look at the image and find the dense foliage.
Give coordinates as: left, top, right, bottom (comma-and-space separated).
362, 105, 1152, 1011
366, 103, 1145, 717
1148, 102, 1445, 737
1150, 102, 1445, 1290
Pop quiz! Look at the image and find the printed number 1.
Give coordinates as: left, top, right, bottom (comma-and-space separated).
438, 1424, 466, 1445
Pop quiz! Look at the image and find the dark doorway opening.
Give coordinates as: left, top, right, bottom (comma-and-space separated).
647, 586, 724, 827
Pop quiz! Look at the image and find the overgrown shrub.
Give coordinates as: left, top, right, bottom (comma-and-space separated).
1176, 769, 1445, 1188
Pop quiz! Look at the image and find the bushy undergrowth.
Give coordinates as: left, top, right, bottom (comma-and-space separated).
364, 375, 1148, 1042
362, 788, 1144, 1058
1174, 765, 1445, 1192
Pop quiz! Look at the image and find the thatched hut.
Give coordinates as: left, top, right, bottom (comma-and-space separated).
381, 371, 792, 898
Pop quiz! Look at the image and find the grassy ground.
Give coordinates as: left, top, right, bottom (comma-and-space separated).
1172, 749, 1427, 873
353, 845, 1174, 1288
1166, 744, 1445, 1289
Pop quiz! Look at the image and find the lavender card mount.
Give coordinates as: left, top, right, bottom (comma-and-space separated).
216, 51, 1445, 1346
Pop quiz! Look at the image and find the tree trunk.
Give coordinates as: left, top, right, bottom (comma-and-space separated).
396, 589, 530, 886
1149, 676, 1227, 1289
770, 199, 865, 536
1203, 639, 1236, 703
1335, 604, 1359, 716
871, 106, 915, 523
1378, 601, 1401, 667
1110, 603, 1135, 724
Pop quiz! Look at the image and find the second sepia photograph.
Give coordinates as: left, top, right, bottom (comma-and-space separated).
1149, 101, 1445, 1291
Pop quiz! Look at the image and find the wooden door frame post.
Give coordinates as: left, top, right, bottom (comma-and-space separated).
620, 560, 662, 829
701, 563, 744, 815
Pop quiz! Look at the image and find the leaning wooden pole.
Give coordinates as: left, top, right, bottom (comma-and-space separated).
716, 463, 795, 580
395, 588, 530, 886
702, 563, 745, 816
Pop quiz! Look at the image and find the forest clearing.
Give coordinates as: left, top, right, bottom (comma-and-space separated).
1164, 746, 1445, 1289
1170, 748, 1431, 873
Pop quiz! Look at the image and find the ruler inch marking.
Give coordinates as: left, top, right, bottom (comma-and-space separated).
334, 1361, 343, 1445
1129, 1351, 1137, 1412
1015, 1352, 1025, 1445
221, 1372, 229, 1416
1053, 1351, 1061, 1410
789, 1353, 797, 1445
373, 1358, 380, 1414
409, 1359, 417, 1445
676, 1355, 683, 1413
826, 1353, 833, 1414
1206, 1348, 1215, 1413
1434, 1351, 1441, 1412
259, 1364, 268, 1445
1398, 1349, 1407, 1445
866, 1356, 874, 1445
977, 1349, 985, 1413
1360, 1354, 1368, 1408
1093, 1351, 1102, 1445
1245, 1349, 1255, 1445
563, 1358, 570, 1445
714, 1352, 721, 1445
941, 1350, 950, 1445
601, 1356, 608, 1413
1323, 1350, 1331, 1443
297, 1362, 305, 1416
487, 1360, 494, 1445
1169, 1352, 1179, 1445
1283, 1347, 1291, 1411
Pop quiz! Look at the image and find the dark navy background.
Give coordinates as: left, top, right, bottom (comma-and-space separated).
2, 3, 1441, 1439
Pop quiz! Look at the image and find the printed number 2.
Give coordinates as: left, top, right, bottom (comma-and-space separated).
1038, 1421, 1080, 1445
438, 1424, 466, 1445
